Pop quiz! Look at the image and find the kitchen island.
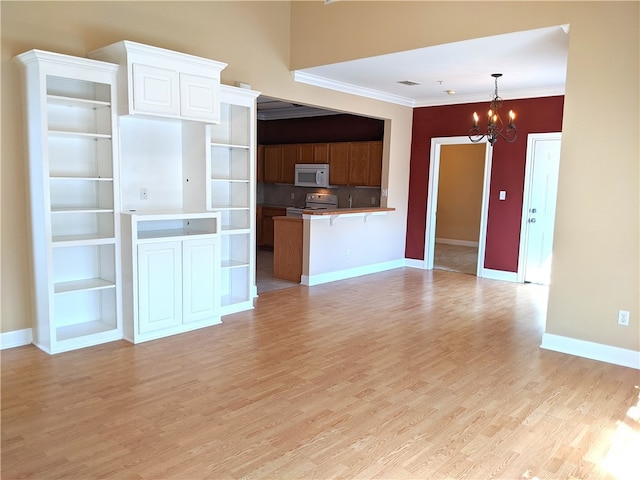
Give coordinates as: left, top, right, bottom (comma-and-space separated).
300, 206, 399, 286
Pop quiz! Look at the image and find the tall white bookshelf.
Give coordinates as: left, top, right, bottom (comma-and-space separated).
17, 50, 122, 354
207, 85, 260, 314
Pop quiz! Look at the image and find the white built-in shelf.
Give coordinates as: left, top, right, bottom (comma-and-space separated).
47, 95, 111, 108
48, 131, 112, 139
54, 278, 116, 294
137, 228, 217, 241
210, 178, 250, 183
50, 176, 114, 181
221, 259, 249, 269
51, 207, 115, 214
221, 226, 250, 234
56, 320, 117, 343
211, 142, 250, 150
52, 234, 115, 245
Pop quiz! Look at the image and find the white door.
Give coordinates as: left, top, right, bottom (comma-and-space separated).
182, 237, 220, 323
520, 134, 562, 284
137, 241, 182, 333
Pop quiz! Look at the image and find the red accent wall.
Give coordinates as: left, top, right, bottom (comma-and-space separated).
405, 96, 564, 272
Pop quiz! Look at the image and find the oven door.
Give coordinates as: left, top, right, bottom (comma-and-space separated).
294, 164, 329, 188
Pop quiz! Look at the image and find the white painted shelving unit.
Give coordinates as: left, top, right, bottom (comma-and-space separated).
207, 85, 260, 314
16, 50, 123, 354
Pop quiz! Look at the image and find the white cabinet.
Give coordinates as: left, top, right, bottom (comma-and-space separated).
137, 241, 182, 334
89, 41, 227, 123
16, 50, 122, 354
121, 212, 221, 344
207, 85, 260, 314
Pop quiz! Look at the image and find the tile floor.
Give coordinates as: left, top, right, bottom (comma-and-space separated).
256, 247, 300, 294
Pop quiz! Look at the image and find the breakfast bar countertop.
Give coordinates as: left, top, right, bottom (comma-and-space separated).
303, 207, 395, 216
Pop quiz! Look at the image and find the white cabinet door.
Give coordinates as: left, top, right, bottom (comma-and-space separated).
137, 241, 182, 334
179, 73, 219, 122
182, 237, 220, 323
132, 63, 180, 116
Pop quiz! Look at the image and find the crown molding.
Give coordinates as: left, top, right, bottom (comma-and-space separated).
414, 86, 566, 107
293, 71, 416, 107
294, 70, 565, 108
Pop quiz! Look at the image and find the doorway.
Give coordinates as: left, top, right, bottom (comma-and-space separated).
433, 143, 486, 274
424, 137, 492, 276
518, 133, 562, 284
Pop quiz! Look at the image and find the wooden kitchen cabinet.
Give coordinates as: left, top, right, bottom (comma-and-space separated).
273, 216, 303, 283
328, 143, 350, 185
257, 145, 264, 183
298, 143, 329, 164
348, 141, 383, 187
348, 142, 370, 186
262, 144, 296, 184
313, 143, 329, 163
259, 206, 286, 248
263, 145, 281, 183
280, 144, 297, 184
298, 144, 314, 163
368, 141, 383, 186
258, 141, 382, 187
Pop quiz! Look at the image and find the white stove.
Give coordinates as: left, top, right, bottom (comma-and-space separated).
286, 193, 338, 218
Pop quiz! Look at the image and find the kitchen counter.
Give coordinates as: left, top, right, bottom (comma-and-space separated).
302, 207, 395, 216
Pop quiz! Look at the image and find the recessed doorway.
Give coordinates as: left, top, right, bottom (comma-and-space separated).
424, 136, 492, 276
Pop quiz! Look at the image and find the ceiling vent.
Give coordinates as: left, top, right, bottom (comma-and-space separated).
397, 80, 421, 86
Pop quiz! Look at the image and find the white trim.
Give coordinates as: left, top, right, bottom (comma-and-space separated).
293, 70, 564, 108
518, 132, 562, 283
293, 71, 415, 107
481, 268, 519, 283
541, 333, 640, 370
424, 136, 491, 278
435, 238, 479, 247
1, 328, 33, 349
301, 259, 404, 286
405, 258, 426, 269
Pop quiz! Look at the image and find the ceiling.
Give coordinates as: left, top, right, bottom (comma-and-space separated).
258, 25, 570, 120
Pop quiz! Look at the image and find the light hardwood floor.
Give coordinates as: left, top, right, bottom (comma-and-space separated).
2, 268, 639, 479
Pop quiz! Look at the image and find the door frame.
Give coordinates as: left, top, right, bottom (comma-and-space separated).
423, 136, 492, 276
517, 132, 562, 283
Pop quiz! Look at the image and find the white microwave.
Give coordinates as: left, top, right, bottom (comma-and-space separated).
294, 163, 330, 188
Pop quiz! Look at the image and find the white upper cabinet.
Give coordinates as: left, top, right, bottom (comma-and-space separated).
89, 41, 227, 123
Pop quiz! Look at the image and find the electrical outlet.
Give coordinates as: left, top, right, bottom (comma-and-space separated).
345, 248, 351, 258
140, 187, 148, 200
618, 310, 630, 326
290, 192, 295, 200
371, 196, 376, 205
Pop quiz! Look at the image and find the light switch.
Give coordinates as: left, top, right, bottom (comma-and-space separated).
499, 190, 507, 201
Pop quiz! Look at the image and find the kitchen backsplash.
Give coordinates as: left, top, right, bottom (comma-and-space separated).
258, 183, 380, 209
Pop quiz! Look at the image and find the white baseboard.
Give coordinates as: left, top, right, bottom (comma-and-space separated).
541, 333, 640, 370
436, 238, 479, 247
481, 268, 519, 282
302, 259, 405, 286
404, 258, 426, 269
1, 328, 33, 349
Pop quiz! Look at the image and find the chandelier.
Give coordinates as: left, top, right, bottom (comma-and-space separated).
469, 73, 517, 145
